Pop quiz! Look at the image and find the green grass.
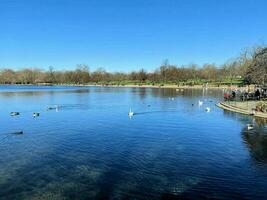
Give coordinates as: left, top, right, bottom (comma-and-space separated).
83, 78, 245, 87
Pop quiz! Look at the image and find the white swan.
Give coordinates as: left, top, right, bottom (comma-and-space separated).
198, 100, 203, 106
128, 108, 134, 117
205, 107, 211, 112
247, 124, 254, 130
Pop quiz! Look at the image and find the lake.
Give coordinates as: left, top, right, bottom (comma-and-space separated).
0, 85, 267, 200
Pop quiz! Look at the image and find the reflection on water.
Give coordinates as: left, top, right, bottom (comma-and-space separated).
242, 126, 267, 163
225, 109, 267, 164
254, 117, 267, 127
0, 86, 267, 199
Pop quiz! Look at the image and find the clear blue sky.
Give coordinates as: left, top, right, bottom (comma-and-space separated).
0, 0, 266, 72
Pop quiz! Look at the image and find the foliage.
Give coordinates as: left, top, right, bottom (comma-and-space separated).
0, 46, 266, 86
256, 101, 267, 112
245, 47, 267, 85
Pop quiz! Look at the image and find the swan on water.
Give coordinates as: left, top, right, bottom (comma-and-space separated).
128, 108, 134, 117
205, 107, 211, 112
247, 124, 254, 130
198, 100, 203, 106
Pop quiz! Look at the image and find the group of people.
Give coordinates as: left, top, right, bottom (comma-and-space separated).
224, 88, 267, 101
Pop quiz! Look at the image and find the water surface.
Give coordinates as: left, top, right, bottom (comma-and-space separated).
0, 85, 267, 200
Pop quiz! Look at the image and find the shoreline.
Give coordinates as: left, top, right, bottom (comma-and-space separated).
0, 83, 250, 90
217, 101, 267, 119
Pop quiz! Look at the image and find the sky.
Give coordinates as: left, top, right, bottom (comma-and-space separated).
0, 0, 267, 72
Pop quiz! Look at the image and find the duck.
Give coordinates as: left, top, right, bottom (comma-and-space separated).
47, 105, 60, 111
47, 106, 54, 110
198, 100, 203, 106
205, 107, 211, 112
12, 131, 23, 135
247, 124, 254, 130
33, 112, 40, 118
128, 108, 134, 117
10, 112, 20, 116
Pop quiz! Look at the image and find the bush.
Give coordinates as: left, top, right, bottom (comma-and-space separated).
256, 101, 267, 112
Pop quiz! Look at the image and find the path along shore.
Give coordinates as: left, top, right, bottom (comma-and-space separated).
217, 101, 267, 119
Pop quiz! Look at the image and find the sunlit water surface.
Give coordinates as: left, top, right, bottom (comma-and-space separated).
0, 85, 267, 200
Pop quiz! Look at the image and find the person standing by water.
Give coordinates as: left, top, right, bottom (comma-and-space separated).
232, 90, 236, 100
255, 89, 261, 100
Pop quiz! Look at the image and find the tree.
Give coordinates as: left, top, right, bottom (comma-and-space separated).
91, 68, 109, 83
75, 64, 90, 84
245, 47, 267, 85
200, 64, 217, 81
18, 68, 40, 84
136, 69, 147, 82
46, 66, 56, 84
0, 69, 17, 84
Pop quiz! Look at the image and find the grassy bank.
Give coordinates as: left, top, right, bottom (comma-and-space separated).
0, 78, 247, 90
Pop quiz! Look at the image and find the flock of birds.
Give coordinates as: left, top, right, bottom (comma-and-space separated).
128, 98, 211, 117
10, 111, 40, 118
7, 105, 63, 135
127, 97, 254, 131
8, 105, 61, 119
9, 99, 255, 132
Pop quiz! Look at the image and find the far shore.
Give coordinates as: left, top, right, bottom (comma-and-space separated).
0, 83, 254, 90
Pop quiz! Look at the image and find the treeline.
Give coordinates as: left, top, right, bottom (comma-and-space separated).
0, 46, 266, 86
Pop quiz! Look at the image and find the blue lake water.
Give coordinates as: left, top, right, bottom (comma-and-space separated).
0, 85, 267, 199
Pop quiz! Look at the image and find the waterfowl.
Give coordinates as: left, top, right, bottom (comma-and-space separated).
47, 105, 60, 111
247, 124, 254, 130
12, 131, 23, 135
128, 108, 134, 117
198, 100, 203, 106
10, 112, 20, 116
205, 107, 211, 112
33, 112, 40, 118
47, 106, 54, 110
250, 110, 256, 116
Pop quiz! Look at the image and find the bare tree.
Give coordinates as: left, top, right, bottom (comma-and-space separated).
245, 47, 267, 85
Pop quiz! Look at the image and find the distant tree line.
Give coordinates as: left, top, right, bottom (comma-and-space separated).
0, 46, 266, 86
